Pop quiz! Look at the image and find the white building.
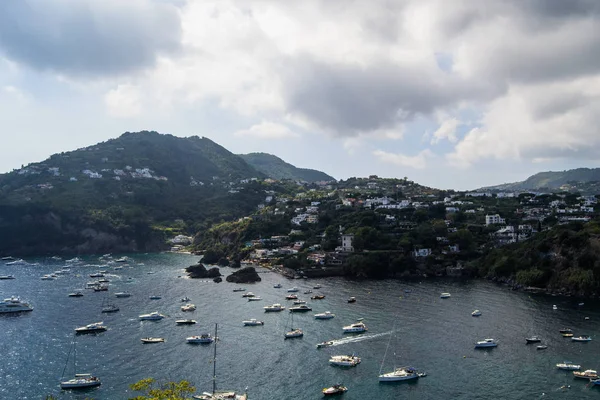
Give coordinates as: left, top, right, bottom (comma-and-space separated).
341, 234, 354, 252
485, 214, 506, 226
413, 248, 432, 258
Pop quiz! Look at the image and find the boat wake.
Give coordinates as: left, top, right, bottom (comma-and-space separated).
328, 331, 393, 347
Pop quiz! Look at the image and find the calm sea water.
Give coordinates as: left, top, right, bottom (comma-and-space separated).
1, 253, 600, 399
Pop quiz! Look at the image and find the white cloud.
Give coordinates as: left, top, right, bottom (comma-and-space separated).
431, 117, 459, 144
3, 85, 28, 103
104, 84, 142, 118
234, 121, 299, 139
373, 148, 434, 169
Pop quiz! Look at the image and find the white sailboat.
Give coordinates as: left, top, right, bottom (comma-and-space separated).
284, 310, 303, 339
193, 324, 248, 400
60, 335, 101, 389
378, 325, 424, 382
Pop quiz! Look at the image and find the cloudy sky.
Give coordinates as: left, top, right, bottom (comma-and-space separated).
1, 0, 599, 189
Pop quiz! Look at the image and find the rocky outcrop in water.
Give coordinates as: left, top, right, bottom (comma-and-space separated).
225, 266, 261, 283
186, 263, 221, 279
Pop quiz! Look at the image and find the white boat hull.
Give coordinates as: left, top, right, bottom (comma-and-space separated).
60, 377, 101, 389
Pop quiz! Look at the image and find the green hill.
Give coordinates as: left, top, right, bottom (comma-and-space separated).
0, 131, 267, 256
239, 152, 334, 182
482, 168, 600, 193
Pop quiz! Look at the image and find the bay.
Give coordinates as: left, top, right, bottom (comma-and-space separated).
1, 253, 600, 399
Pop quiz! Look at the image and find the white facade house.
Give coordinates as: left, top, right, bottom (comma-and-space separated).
341, 234, 354, 252
485, 214, 506, 226
413, 248, 432, 258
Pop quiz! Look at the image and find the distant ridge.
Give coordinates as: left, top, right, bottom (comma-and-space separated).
480, 167, 600, 193
239, 152, 335, 182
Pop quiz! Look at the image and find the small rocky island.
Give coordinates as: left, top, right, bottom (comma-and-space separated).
225, 267, 261, 283
185, 262, 221, 279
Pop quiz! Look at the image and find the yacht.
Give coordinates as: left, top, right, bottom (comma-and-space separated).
101, 304, 119, 313
115, 257, 129, 263
329, 355, 361, 367
40, 275, 55, 280
311, 295, 326, 300
89, 272, 104, 278
273, 283, 282, 288
5, 259, 27, 266
181, 297, 191, 302
93, 285, 108, 292
536, 345, 548, 350
0, 275, 15, 280
379, 366, 421, 382
68, 292, 84, 297
474, 338, 497, 348
471, 310, 482, 317
526, 336, 541, 343
304, 290, 312, 294
232, 288, 246, 292
149, 295, 161, 300
556, 361, 580, 370
553, 305, 558, 310
289, 304, 312, 312
571, 335, 592, 342
181, 304, 197, 312
0, 296, 33, 313
440, 293, 451, 299
559, 328, 572, 334
347, 297, 356, 303
562, 333, 574, 337
322, 384, 347, 396
315, 311, 335, 320
141, 337, 165, 344
247, 297, 262, 302
287, 287, 299, 292
292, 299, 306, 305
285, 294, 298, 300
313, 284, 321, 289
115, 292, 131, 298
139, 312, 165, 321
75, 322, 107, 334
342, 321, 367, 334
186, 334, 214, 344
176, 319, 197, 325
573, 369, 598, 379
241, 292, 255, 298
284, 328, 303, 339
264, 303, 285, 312
243, 319, 264, 326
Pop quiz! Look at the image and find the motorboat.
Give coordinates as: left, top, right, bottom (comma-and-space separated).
311, 295, 326, 300
526, 336, 541, 343
186, 334, 214, 344
0, 275, 15, 280
139, 312, 165, 321
1, 256, 15, 261
379, 366, 421, 382
475, 338, 497, 348
342, 321, 367, 334
243, 319, 264, 326
287, 287, 299, 292
101, 304, 119, 313
471, 310, 482, 317
440, 293, 451, 299
284, 328, 303, 339
285, 294, 298, 300
241, 292, 255, 298
61, 373, 101, 389
329, 355, 361, 367
322, 384, 347, 396
317, 341, 334, 349
115, 257, 129, 263
562, 333, 574, 337
75, 322, 107, 334
93, 285, 108, 292
304, 290, 313, 294
289, 305, 312, 312
115, 292, 131, 298
247, 297, 262, 302
559, 328, 572, 334
98, 278, 110, 283
313, 284, 321, 289
591, 379, 600, 386
556, 362, 580, 370
66, 257, 81, 263
149, 295, 161, 300
573, 369, 598, 379
0, 296, 33, 313
40, 275, 55, 280
315, 311, 335, 320
68, 292, 84, 297
232, 288, 245, 292
89, 272, 104, 278
572, 335, 592, 342
264, 303, 285, 312
141, 337, 165, 344
176, 319, 197, 325
293, 299, 306, 305
347, 297, 356, 303
5, 259, 27, 266
536, 345, 548, 350
181, 304, 197, 312
553, 305, 557, 310
273, 283, 282, 288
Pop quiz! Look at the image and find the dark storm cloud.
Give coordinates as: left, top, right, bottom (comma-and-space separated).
0, 1, 181, 76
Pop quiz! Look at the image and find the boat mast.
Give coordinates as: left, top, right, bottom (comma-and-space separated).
212, 323, 218, 395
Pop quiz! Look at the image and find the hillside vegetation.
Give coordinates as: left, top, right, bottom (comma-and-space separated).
483, 168, 600, 193
240, 153, 334, 182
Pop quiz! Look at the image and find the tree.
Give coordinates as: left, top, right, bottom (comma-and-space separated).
129, 378, 196, 400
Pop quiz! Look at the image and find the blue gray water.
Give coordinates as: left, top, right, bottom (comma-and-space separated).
1, 253, 600, 399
